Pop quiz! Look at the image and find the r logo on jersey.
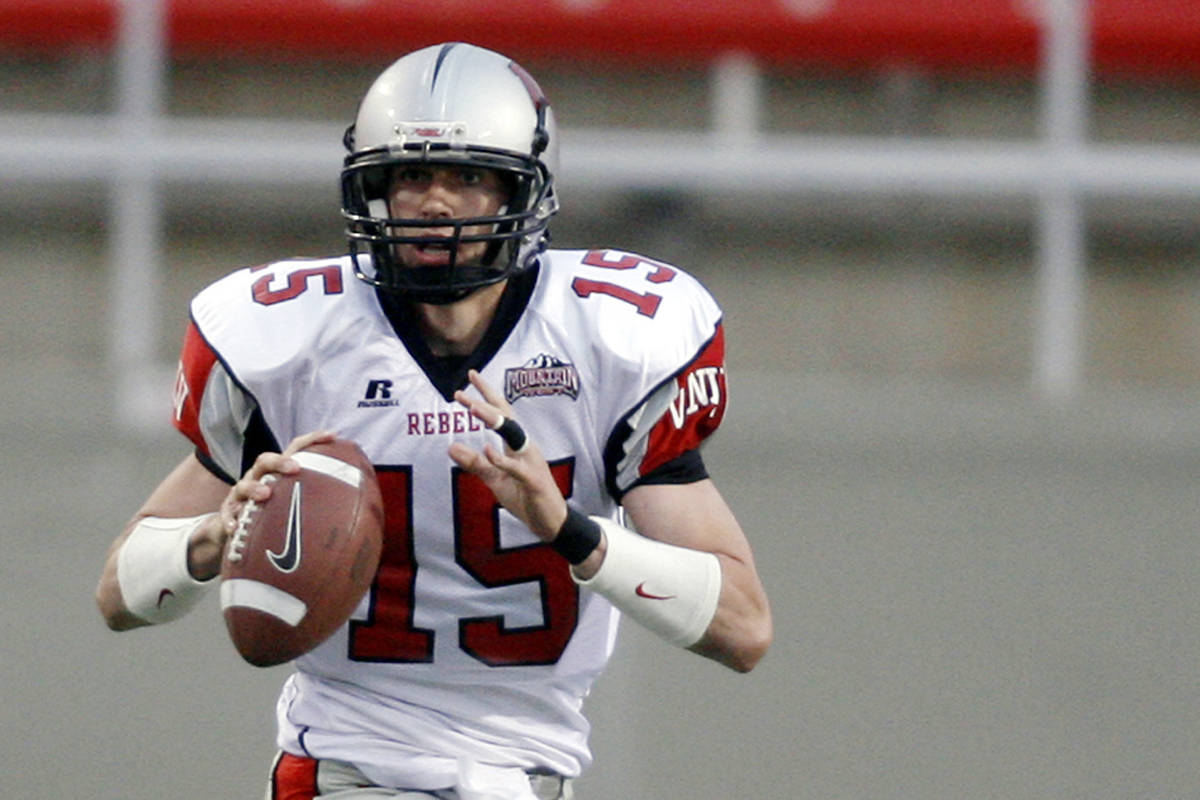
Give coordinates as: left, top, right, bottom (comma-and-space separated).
505, 354, 581, 403
358, 379, 401, 408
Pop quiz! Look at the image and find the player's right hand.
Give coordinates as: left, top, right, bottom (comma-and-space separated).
190, 430, 336, 580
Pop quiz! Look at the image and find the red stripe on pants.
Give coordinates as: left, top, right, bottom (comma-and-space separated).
271, 752, 320, 800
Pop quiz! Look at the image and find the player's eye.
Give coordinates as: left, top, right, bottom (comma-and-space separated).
392, 167, 431, 186
457, 169, 484, 186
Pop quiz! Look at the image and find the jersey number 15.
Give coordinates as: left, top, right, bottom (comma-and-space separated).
348, 460, 578, 667
571, 249, 676, 318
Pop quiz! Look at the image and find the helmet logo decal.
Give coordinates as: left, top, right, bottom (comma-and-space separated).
391, 122, 468, 146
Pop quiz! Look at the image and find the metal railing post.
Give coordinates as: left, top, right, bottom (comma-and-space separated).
109, 0, 169, 431
1034, 0, 1090, 401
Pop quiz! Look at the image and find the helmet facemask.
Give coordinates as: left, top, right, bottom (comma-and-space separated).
341, 142, 554, 304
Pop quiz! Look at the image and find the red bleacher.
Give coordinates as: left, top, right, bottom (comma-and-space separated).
1, 0, 1197, 77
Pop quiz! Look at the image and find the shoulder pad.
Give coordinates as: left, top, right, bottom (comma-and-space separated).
537, 248, 722, 375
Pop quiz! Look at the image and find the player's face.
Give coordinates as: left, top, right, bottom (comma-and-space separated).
386, 165, 511, 268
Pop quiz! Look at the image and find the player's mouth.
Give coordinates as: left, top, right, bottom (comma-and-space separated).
406, 240, 456, 266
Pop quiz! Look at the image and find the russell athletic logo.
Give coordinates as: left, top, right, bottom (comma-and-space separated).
358, 379, 401, 408
505, 354, 581, 403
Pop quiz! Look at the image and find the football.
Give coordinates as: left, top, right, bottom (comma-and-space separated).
219, 437, 384, 667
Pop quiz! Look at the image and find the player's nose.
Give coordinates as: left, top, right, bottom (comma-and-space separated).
418, 173, 457, 219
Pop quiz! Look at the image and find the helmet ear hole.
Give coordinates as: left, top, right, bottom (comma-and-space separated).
499, 172, 518, 204
362, 168, 389, 203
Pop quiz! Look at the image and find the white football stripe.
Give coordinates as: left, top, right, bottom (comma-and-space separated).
220, 579, 308, 626
292, 451, 362, 488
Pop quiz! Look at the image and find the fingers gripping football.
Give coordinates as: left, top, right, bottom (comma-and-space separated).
219, 431, 337, 537
186, 432, 339, 585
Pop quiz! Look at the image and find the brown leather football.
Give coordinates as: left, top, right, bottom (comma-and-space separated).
219, 437, 384, 667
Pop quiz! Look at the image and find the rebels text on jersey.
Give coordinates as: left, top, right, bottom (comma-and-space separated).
171, 248, 727, 788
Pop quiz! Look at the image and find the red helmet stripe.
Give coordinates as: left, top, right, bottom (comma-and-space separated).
508, 60, 547, 111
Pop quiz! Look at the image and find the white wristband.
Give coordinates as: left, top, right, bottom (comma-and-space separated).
116, 514, 215, 624
573, 516, 722, 648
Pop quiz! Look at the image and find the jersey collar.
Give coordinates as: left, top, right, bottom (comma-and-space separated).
375, 262, 540, 400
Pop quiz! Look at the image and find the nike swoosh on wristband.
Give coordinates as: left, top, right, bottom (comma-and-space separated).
267, 483, 303, 573
635, 582, 676, 601
157, 588, 175, 608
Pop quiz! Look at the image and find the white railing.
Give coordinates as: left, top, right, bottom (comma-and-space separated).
3, 0, 1200, 428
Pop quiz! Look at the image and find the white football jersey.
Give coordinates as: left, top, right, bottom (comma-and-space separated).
172, 248, 728, 789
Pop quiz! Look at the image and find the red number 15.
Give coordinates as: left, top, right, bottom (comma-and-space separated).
571, 250, 676, 318
348, 460, 579, 667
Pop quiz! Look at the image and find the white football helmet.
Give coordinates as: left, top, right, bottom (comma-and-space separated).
341, 43, 559, 303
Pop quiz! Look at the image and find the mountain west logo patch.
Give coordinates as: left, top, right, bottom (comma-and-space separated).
505, 354, 581, 403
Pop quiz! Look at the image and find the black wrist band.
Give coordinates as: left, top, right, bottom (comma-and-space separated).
552, 507, 602, 565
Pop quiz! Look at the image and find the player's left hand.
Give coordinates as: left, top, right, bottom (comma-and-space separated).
449, 370, 568, 541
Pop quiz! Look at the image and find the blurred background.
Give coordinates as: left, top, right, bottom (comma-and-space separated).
3, 1, 1200, 797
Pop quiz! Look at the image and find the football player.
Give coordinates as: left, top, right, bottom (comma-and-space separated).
96, 42, 772, 800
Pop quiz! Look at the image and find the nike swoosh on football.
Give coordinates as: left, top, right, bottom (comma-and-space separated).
635, 582, 675, 601
267, 483, 303, 573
